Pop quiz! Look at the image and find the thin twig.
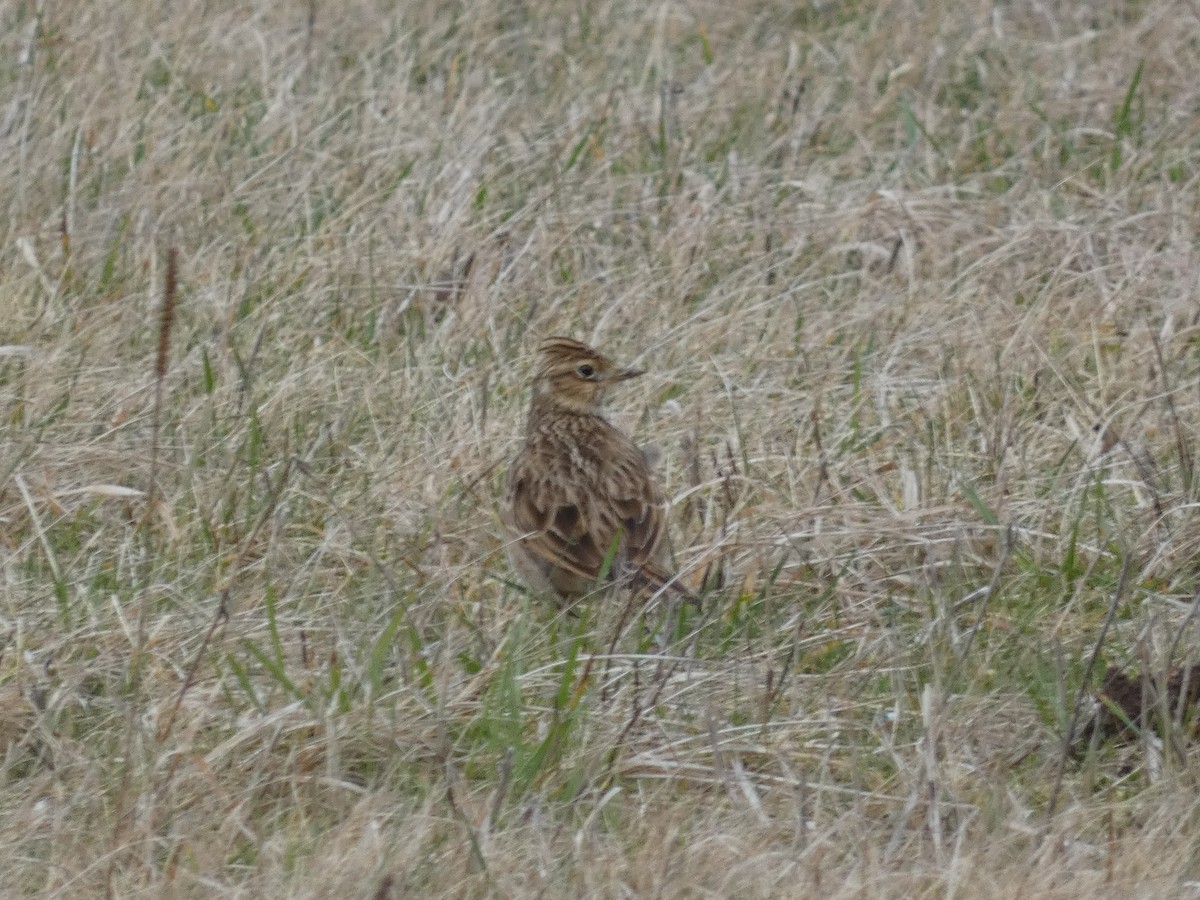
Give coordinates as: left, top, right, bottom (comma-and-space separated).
109, 246, 178, 894
155, 591, 231, 746
1045, 552, 1133, 822
954, 524, 1015, 671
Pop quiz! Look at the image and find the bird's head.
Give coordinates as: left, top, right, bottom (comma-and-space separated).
532, 336, 644, 414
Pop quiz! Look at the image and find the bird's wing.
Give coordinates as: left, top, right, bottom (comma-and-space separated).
592, 443, 665, 568
504, 456, 610, 584
505, 434, 696, 603
601, 445, 699, 605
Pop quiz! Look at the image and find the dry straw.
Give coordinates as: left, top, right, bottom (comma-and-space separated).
1, 0, 1199, 896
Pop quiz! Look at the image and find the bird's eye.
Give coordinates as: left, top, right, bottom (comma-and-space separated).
576, 364, 595, 378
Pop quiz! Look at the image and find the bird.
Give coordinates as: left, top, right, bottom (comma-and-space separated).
502, 336, 698, 607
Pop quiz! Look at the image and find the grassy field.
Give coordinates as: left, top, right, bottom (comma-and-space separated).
3, 0, 1200, 895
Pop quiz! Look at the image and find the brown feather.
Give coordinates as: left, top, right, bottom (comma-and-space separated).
502, 337, 697, 606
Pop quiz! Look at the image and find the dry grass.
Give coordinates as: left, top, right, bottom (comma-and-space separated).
3, 0, 1200, 895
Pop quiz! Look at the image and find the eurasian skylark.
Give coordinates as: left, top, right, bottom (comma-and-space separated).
503, 337, 697, 606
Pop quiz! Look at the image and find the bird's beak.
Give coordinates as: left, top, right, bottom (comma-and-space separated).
610, 366, 645, 382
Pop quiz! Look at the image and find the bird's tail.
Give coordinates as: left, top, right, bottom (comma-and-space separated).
624, 559, 700, 607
